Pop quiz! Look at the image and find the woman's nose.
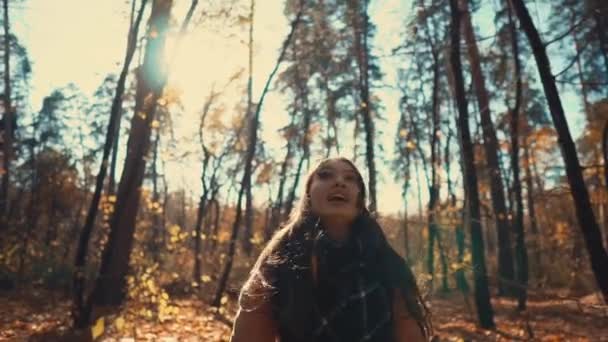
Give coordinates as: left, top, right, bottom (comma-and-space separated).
334, 176, 347, 186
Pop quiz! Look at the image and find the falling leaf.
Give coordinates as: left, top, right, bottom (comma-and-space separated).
115, 316, 125, 331
91, 317, 105, 339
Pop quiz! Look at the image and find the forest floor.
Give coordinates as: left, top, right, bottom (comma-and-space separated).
1, 289, 607, 341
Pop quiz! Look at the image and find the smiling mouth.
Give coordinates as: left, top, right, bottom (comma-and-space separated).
327, 194, 348, 203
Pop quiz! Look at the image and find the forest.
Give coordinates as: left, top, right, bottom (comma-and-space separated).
1, 0, 607, 340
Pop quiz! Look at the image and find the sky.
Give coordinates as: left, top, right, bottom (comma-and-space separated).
11, 0, 586, 216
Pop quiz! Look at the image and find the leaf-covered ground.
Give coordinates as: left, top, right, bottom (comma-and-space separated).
2, 289, 607, 341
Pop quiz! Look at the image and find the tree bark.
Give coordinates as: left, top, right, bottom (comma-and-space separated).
268, 111, 296, 241
603, 119, 608, 180
523, 139, 541, 274
351, 0, 377, 213
90, 0, 173, 309
108, 113, 121, 195
603, 119, 608, 250
591, 1, 608, 77
149, 128, 162, 264
242, 0, 256, 256
507, 0, 528, 310
72, 0, 149, 328
511, 0, 608, 303
283, 95, 312, 221
436, 228, 450, 292
209, 197, 221, 252
460, 0, 515, 296
193, 91, 217, 284
449, 0, 495, 328
602, 120, 608, 249
402, 200, 410, 261
1, 0, 13, 225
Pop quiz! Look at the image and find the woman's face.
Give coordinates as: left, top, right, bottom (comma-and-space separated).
308, 159, 362, 227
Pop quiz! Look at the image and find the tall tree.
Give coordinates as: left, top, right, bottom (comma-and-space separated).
90, 0, 174, 309
193, 91, 216, 286
507, 0, 528, 310
460, 0, 515, 296
511, 0, 608, 303
72, 0, 149, 328
242, 0, 255, 256
213, 2, 304, 307
393, 107, 414, 262
395, 0, 451, 290
350, 0, 377, 213
449, 0, 495, 328
1, 0, 13, 224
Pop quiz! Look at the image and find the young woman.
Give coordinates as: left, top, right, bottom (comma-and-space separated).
230, 157, 431, 342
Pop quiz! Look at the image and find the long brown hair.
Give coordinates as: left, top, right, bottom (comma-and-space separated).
240, 157, 432, 338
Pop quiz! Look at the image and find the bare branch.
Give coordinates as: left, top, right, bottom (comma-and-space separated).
544, 15, 589, 47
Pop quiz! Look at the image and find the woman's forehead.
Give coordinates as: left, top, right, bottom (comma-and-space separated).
317, 159, 358, 173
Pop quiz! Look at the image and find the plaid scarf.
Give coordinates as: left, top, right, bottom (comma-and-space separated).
275, 218, 394, 342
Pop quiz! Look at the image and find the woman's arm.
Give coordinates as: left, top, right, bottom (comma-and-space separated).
393, 289, 427, 342
230, 298, 278, 342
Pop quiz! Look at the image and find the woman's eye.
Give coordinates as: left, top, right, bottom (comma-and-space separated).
344, 174, 357, 182
317, 171, 332, 179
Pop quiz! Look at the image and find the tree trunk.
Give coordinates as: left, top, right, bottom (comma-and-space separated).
604, 120, 608, 189
46, 188, 60, 249
19, 168, 40, 278
108, 113, 122, 196
603, 120, 608, 249
591, 1, 608, 76
209, 197, 221, 253
193, 143, 211, 285
461, 0, 515, 296
455, 222, 470, 294
283, 104, 312, 221
507, 1, 528, 310
242, 0, 256, 256
351, 0, 377, 213
149, 129, 162, 264
193, 193, 207, 284
268, 113, 295, 241
511, 0, 608, 303
402, 202, 410, 261
523, 139, 541, 275
72, 0, 149, 328
427, 46, 441, 291
1, 0, 13, 225
213, 5, 303, 307
449, 0, 495, 328
90, 0, 172, 309
436, 228, 450, 293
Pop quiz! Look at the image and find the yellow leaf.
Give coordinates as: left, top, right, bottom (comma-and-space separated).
221, 296, 228, 305
115, 316, 125, 331
91, 317, 105, 339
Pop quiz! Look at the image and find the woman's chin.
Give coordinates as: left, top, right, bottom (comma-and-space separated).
320, 211, 356, 224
